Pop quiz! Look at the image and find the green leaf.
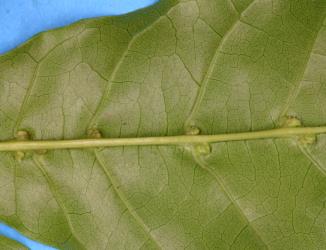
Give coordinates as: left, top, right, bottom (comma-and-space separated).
0, 236, 27, 250
0, 0, 326, 249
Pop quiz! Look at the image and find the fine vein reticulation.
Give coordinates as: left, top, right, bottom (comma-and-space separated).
0, 126, 325, 151
1, 0, 326, 249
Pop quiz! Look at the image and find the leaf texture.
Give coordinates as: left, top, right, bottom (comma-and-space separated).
0, 236, 26, 250
0, 0, 326, 249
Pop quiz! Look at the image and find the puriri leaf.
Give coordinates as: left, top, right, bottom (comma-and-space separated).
0, 0, 325, 249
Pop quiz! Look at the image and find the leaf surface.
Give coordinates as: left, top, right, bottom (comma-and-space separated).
0, 0, 326, 249
0, 236, 27, 250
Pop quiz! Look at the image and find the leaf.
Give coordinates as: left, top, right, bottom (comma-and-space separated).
0, 236, 27, 250
0, 0, 326, 249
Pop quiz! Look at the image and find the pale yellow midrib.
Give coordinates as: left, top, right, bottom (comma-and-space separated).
1, 126, 325, 151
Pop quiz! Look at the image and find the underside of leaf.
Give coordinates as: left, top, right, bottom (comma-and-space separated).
0, 0, 325, 249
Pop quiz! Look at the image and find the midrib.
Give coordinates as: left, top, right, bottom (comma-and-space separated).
0, 126, 325, 151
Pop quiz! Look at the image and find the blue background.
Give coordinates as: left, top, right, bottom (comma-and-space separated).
0, 0, 158, 249
0, 0, 158, 54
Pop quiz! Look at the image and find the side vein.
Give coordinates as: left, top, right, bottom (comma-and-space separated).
93, 150, 161, 249
193, 154, 269, 249
14, 33, 83, 132
279, 16, 326, 119
298, 144, 326, 177
87, 3, 181, 129
185, 0, 256, 127
33, 156, 86, 250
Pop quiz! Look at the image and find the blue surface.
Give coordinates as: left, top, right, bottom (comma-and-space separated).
0, 223, 57, 249
0, 0, 159, 54
0, 1, 159, 248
